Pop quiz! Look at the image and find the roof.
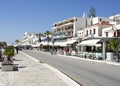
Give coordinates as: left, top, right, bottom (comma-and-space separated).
94, 21, 113, 26
85, 21, 113, 29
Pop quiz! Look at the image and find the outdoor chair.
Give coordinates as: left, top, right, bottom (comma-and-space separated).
95, 53, 103, 60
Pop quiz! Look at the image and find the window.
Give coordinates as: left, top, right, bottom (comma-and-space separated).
106, 32, 108, 37
90, 30, 92, 34
117, 30, 120, 37
93, 29, 96, 34
62, 28, 64, 31
113, 32, 116, 37
86, 30, 88, 35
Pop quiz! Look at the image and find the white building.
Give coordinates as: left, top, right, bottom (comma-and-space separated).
102, 24, 120, 38
53, 17, 86, 38
19, 32, 40, 49
109, 14, 120, 25
40, 35, 53, 46
77, 16, 114, 60
77, 17, 113, 39
52, 17, 86, 47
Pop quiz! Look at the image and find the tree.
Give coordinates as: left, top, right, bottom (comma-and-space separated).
44, 30, 52, 52
15, 40, 19, 44
109, 38, 120, 62
89, 6, 96, 18
0, 41, 7, 47
44, 30, 52, 42
44, 30, 51, 36
36, 33, 43, 42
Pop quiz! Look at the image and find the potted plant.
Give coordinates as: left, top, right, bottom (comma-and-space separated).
3, 46, 14, 61
110, 38, 120, 62
2, 46, 15, 71
107, 39, 120, 62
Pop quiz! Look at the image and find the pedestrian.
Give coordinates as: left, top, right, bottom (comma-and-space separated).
0, 47, 2, 59
16, 46, 19, 54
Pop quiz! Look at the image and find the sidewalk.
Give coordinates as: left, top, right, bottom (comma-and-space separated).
0, 52, 69, 86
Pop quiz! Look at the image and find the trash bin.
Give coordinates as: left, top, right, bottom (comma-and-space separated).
106, 52, 114, 62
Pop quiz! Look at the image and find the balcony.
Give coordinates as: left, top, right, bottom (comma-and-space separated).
65, 28, 73, 31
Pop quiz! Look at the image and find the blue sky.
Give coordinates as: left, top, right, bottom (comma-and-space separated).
0, 0, 119, 43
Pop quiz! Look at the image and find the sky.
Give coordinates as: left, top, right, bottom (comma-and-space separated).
0, 0, 119, 43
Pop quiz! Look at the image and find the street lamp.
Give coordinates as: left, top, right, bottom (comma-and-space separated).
111, 26, 119, 62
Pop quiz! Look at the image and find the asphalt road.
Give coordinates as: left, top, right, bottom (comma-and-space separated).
22, 50, 120, 86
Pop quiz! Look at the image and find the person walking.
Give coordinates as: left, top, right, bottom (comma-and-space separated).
0, 47, 2, 59
16, 46, 19, 54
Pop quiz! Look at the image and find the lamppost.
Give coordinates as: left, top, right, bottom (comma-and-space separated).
111, 26, 119, 62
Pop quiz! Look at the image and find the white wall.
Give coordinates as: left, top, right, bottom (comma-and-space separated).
102, 24, 120, 37
84, 25, 101, 37
74, 17, 86, 36
77, 30, 84, 38
52, 17, 86, 37
86, 17, 113, 26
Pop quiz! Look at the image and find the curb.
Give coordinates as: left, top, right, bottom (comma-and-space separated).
57, 54, 120, 66
33, 50, 120, 66
43, 64, 80, 86
20, 51, 39, 63
20, 51, 80, 86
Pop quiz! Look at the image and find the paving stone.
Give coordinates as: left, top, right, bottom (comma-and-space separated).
0, 52, 68, 86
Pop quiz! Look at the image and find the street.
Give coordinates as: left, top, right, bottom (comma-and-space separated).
23, 50, 120, 86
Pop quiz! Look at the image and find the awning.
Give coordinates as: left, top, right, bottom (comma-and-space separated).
54, 42, 67, 47
48, 42, 53, 46
78, 39, 101, 46
32, 44, 40, 47
13, 44, 19, 47
41, 42, 53, 46
54, 42, 60, 46
67, 40, 77, 45
60, 42, 67, 47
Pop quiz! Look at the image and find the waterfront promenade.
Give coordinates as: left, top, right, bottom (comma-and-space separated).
0, 52, 69, 86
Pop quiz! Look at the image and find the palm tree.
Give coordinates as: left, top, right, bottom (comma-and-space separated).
15, 40, 19, 44
44, 30, 52, 51
36, 33, 43, 42
109, 38, 120, 62
36, 33, 39, 37
44, 30, 51, 42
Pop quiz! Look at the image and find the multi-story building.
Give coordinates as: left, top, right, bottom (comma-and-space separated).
19, 32, 40, 49
77, 17, 113, 39
101, 14, 120, 38
109, 14, 120, 25
102, 24, 120, 38
52, 17, 86, 46
77, 16, 114, 59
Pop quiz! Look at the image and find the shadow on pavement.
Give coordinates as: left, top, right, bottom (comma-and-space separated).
13, 65, 19, 71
